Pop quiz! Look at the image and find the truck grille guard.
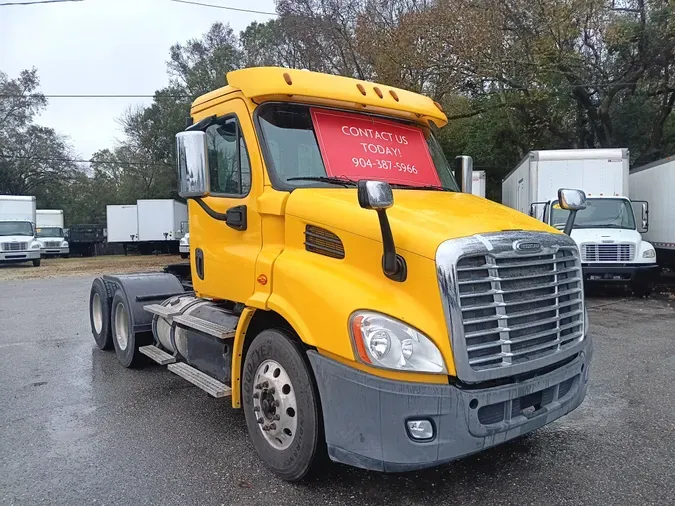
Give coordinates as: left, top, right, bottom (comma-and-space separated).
436, 231, 587, 383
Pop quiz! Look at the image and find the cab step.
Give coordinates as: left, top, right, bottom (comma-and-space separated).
139, 345, 176, 365
143, 303, 183, 320
167, 362, 232, 398
172, 314, 236, 340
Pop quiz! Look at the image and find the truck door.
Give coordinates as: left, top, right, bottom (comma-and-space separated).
190, 99, 262, 303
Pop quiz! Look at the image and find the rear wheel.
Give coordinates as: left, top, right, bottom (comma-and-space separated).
110, 289, 148, 367
89, 278, 115, 350
180, 253, 188, 259
32, 259, 41, 267
242, 329, 325, 482
631, 280, 652, 298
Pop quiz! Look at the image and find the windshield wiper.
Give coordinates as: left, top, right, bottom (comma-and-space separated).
287, 176, 358, 187
389, 183, 455, 191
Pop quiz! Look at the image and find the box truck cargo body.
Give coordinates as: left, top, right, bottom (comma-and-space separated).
107, 200, 187, 254
137, 199, 188, 241
0, 195, 41, 266
502, 149, 657, 294
36, 209, 69, 256
630, 156, 675, 266
471, 170, 486, 198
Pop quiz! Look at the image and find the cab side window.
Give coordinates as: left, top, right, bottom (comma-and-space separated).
206, 118, 251, 196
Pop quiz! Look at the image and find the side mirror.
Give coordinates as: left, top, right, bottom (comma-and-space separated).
176, 131, 210, 198
557, 188, 586, 236
632, 200, 649, 233
455, 155, 473, 194
558, 188, 587, 211
357, 180, 394, 210
357, 180, 405, 282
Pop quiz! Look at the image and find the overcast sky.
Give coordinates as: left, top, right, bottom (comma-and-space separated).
0, 0, 276, 160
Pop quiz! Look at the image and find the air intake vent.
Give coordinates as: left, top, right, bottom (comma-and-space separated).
305, 225, 345, 259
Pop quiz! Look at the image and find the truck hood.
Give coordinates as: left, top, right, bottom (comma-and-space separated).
0, 234, 35, 242
570, 228, 641, 245
285, 189, 556, 259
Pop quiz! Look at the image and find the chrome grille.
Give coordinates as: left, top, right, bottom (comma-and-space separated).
437, 232, 587, 382
2, 242, 28, 251
44, 241, 61, 248
582, 243, 634, 262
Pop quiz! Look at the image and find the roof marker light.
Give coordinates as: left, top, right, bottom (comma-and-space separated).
357, 84, 367, 96
373, 86, 383, 98
389, 90, 399, 101
283, 72, 292, 85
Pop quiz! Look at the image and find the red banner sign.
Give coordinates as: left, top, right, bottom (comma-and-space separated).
311, 108, 441, 187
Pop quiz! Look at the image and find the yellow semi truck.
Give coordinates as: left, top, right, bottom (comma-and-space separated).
89, 67, 592, 481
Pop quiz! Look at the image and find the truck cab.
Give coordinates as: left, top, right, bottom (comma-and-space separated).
89, 67, 592, 481
540, 195, 657, 295
0, 195, 42, 267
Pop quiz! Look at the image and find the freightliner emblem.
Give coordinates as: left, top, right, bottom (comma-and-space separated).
514, 241, 542, 252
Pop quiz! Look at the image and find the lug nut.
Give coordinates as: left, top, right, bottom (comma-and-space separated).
262, 425, 270, 431
255, 383, 262, 390
257, 418, 263, 424
269, 423, 276, 430
253, 392, 259, 399
253, 406, 260, 412
268, 387, 275, 394
273, 414, 280, 421
262, 381, 269, 388
272, 400, 280, 407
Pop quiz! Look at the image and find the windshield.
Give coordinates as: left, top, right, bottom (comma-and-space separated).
257, 103, 459, 190
550, 198, 636, 230
36, 227, 64, 238
0, 221, 34, 236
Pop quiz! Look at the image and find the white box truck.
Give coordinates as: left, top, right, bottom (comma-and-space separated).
0, 195, 42, 267
107, 200, 188, 255
630, 155, 675, 267
471, 170, 486, 198
502, 149, 658, 295
36, 209, 69, 257
106, 204, 139, 254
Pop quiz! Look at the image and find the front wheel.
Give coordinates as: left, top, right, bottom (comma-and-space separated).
32, 258, 41, 267
242, 329, 325, 482
180, 252, 188, 259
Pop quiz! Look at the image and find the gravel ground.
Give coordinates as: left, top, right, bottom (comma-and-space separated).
0, 255, 183, 281
0, 275, 674, 506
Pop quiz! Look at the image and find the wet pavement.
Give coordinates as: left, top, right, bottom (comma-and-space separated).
1, 276, 674, 505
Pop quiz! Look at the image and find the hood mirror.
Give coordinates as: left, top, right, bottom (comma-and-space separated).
557, 188, 587, 236
357, 180, 394, 210
357, 180, 406, 282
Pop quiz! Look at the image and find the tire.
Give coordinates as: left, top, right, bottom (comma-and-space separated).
180, 252, 188, 259
242, 329, 325, 482
61, 254, 70, 259
32, 259, 41, 267
89, 278, 115, 350
110, 289, 148, 367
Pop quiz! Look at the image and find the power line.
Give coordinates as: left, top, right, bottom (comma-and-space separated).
169, 0, 277, 16
0, 93, 189, 99
0, 154, 173, 167
0, 0, 82, 6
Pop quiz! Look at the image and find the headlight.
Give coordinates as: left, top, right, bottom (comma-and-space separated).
642, 249, 656, 258
349, 311, 447, 374
31, 242, 41, 249
61, 241, 69, 247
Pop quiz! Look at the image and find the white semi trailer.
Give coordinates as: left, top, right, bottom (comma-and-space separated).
502, 149, 658, 295
630, 155, 675, 267
36, 209, 69, 257
471, 170, 486, 198
0, 195, 41, 267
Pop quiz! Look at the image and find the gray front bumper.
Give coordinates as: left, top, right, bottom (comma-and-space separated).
0, 250, 41, 262
308, 339, 592, 472
41, 247, 69, 255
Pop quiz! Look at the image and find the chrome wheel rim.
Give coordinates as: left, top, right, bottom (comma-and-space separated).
114, 302, 129, 351
92, 292, 103, 334
252, 359, 298, 451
